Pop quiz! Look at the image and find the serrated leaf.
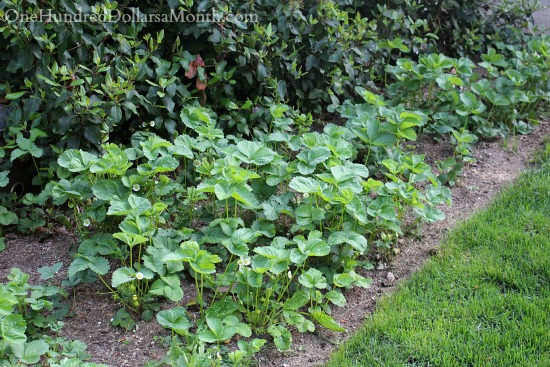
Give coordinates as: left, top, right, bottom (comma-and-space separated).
13, 133, 43, 159
328, 231, 368, 253
149, 275, 183, 302
325, 290, 346, 307
298, 268, 327, 289
68, 256, 110, 277
206, 300, 240, 319
0, 293, 18, 316
189, 250, 220, 274
283, 290, 310, 311
267, 324, 292, 351
231, 185, 258, 208
37, 262, 63, 281
254, 246, 280, 259
1, 314, 27, 344
157, 307, 191, 335
234, 141, 276, 166
111, 267, 136, 287
128, 194, 152, 214
92, 180, 127, 201
296, 147, 331, 174
294, 231, 330, 257
172, 135, 194, 158
11, 339, 49, 364
289, 177, 321, 194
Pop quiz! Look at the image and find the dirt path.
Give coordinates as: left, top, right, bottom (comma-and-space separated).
0, 122, 548, 367
533, 0, 550, 31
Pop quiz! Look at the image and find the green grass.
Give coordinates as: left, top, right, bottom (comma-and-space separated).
327, 157, 550, 367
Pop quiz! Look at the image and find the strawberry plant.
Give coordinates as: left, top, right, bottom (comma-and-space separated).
0, 267, 105, 366
42, 101, 451, 357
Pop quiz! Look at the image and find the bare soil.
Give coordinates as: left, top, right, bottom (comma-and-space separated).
1, 121, 548, 367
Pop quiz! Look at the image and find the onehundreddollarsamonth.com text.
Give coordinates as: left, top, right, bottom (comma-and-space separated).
1, 8, 259, 24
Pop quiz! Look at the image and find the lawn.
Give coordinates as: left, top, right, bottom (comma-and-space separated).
327, 150, 550, 367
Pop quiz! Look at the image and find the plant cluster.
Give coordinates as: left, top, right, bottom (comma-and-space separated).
381, 35, 549, 184
0, 265, 106, 366
386, 37, 549, 138
38, 100, 450, 363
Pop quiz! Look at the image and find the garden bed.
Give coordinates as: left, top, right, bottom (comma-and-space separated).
1, 122, 548, 367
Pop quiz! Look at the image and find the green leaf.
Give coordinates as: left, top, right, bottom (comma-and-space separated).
140, 136, 172, 160
284, 310, 315, 333
106, 196, 132, 216
289, 177, 321, 194
68, 256, 110, 277
206, 300, 240, 319
283, 290, 310, 311
122, 101, 139, 115
421, 206, 446, 222
298, 268, 327, 289
294, 231, 330, 257
90, 144, 132, 176
240, 268, 262, 288
150, 156, 179, 174
270, 104, 289, 118
37, 262, 63, 281
1, 314, 27, 344
328, 231, 368, 253
254, 246, 281, 259
296, 147, 331, 174
267, 324, 292, 351
309, 306, 346, 332
0, 292, 18, 316
113, 232, 148, 248
156, 307, 192, 335
0, 171, 9, 188
111, 308, 135, 330
325, 290, 346, 307
333, 273, 354, 287
329, 166, 355, 182
234, 141, 276, 166
0, 206, 18, 226
5, 91, 27, 100
37, 74, 62, 87
189, 250, 221, 274
172, 135, 194, 159
111, 267, 136, 287
149, 275, 183, 302
12, 133, 43, 160
352, 119, 396, 147
224, 315, 252, 338
92, 180, 127, 201
198, 317, 238, 343
11, 339, 49, 364
367, 198, 396, 221
128, 194, 152, 215
231, 185, 259, 208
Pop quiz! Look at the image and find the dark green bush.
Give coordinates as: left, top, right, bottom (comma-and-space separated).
0, 0, 540, 208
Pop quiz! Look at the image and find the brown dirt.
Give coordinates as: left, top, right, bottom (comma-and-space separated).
0, 121, 548, 367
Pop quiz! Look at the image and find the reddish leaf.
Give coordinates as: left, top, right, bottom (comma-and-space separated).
195, 54, 205, 67
196, 78, 207, 90
185, 55, 205, 79
185, 61, 197, 79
